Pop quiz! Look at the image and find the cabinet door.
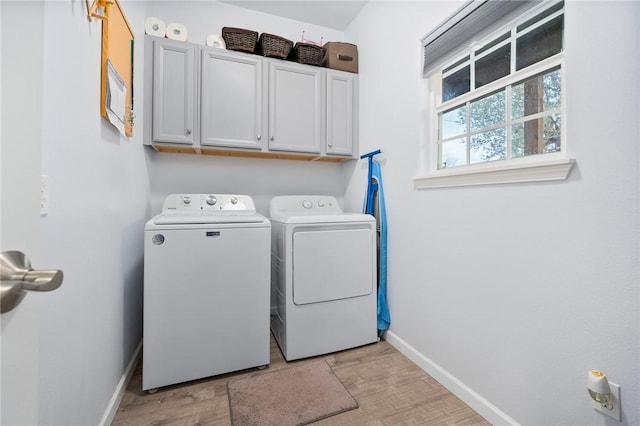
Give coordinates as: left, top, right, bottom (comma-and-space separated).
268, 62, 322, 154
201, 49, 264, 149
152, 39, 197, 145
326, 71, 356, 156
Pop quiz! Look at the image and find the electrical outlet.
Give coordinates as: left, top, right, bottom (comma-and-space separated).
40, 175, 49, 215
592, 381, 621, 422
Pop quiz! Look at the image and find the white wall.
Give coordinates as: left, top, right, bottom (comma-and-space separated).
35, 1, 152, 424
345, 1, 640, 425
147, 151, 347, 216
146, 1, 350, 217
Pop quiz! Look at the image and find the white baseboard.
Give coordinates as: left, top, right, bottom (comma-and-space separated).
384, 330, 520, 426
99, 341, 142, 426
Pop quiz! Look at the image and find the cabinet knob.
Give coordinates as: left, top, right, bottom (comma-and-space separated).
257, 134, 261, 141
185, 129, 192, 135
328, 143, 333, 148
270, 136, 274, 142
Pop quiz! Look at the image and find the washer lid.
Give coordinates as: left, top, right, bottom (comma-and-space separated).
153, 212, 266, 225
150, 194, 267, 225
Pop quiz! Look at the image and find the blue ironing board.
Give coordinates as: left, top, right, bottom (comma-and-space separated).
361, 150, 390, 337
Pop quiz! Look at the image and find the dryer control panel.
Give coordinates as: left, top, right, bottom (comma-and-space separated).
270, 195, 341, 215
162, 194, 256, 214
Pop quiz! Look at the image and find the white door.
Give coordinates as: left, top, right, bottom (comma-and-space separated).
1, 2, 46, 424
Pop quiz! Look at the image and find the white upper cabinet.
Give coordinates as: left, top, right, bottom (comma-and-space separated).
326, 70, 357, 156
200, 49, 264, 150
268, 61, 322, 154
145, 36, 358, 161
151, 38, 198, 145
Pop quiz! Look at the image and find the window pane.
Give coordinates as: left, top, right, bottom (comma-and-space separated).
543, 114, 561, 153
470, 128, 505, 163
516, 15, 563, 70
470, 91, 505, 131
512, 68, 561, 119
440, 138, 467, 168
517, 2, 564, 32
543, 69, 561, 110
476, 32, 510, 56
443, 55, 469, 74
475, 44, 511, 88
443, 65, 470, 102
511, 114, 561, 158
511, 122, 525, 157
440, 106, 466, 139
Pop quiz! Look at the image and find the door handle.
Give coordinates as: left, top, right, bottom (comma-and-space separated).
1, 251, 63, 313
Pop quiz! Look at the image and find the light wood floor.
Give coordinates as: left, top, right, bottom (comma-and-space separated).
112, 335, 490, 425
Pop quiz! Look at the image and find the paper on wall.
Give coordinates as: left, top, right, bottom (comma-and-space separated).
106, 59, 127, 137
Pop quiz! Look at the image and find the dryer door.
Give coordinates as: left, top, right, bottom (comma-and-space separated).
293, 227, 375, 305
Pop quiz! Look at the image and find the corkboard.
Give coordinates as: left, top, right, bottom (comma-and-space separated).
99, 0, 134, 136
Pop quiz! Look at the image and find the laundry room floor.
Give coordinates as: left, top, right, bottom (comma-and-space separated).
112, 334, 490, 425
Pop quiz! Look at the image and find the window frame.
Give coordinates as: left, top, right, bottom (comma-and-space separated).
415, 0, 575, 189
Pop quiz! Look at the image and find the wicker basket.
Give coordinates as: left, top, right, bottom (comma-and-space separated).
290, 42, 326, 66
258, 33, 293, 59
222, 27, 258, 53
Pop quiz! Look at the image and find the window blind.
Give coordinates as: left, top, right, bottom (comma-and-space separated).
422, 0, 537, 77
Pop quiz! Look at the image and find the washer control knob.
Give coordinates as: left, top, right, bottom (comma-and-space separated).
318, 201, 325, 207
230, 197, 238, 205
183, 196, 192, 205
206, 195, 217, 206
302, 200, 312, 209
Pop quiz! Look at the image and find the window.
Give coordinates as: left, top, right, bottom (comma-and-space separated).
440, 67, 562, 168
416, 1, 574, 189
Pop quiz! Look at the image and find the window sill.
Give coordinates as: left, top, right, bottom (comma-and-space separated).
413, 158, 576, 189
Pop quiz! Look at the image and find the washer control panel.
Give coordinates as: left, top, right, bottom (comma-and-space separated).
162, 194, 256, 214
270, 195, 342, 215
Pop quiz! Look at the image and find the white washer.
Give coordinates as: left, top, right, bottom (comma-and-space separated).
143, 194, 270, 391
269, 195, 377, 361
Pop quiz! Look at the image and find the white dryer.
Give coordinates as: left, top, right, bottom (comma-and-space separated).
269, 195, 377, 361
143, 194, 270, 391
